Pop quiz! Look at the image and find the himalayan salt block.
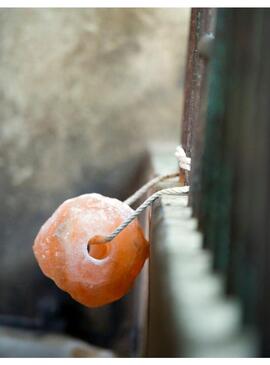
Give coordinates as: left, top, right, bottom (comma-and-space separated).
33, 193, 149, 308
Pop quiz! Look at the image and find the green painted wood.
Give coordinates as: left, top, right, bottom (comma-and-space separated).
199, 9, 233, 268
198, 8, 270, 355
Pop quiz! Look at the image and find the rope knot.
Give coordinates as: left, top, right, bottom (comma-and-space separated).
175, 145, 191, 171
93, 145, 191, 244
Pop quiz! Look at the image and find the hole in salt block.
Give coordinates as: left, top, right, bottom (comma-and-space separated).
87, 236, 110, 260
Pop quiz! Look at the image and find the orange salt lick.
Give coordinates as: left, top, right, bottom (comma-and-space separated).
33, 193, 149, 307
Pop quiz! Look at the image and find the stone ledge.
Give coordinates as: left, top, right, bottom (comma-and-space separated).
146, 144, 257, 357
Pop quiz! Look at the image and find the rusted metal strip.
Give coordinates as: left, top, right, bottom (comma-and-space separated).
180, 8, 216, 214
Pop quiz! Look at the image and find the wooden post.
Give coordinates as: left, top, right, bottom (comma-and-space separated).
198, 8, 270, 356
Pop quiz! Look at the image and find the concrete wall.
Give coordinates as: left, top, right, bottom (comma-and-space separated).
0, 8, 189, 353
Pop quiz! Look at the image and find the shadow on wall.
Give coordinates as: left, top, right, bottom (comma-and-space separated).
0, 8, 190, 356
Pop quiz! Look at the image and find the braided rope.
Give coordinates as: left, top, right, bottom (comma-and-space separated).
124, 171, 179, 206
125, 145, 191, 206
90, 146, 190, 245
103, 186, 189, 243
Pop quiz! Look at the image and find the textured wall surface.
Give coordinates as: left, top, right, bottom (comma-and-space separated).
0, 8, 189, 354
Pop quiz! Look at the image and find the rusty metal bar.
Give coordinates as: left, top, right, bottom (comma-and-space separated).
180, 8, 216, 208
